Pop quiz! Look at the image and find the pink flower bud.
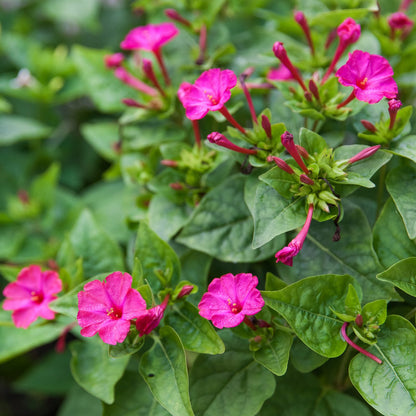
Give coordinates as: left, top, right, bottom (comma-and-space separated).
272, 42, 307, 92
164, 8, 192, 27
207, 132, 257, 155
161, 159, 178, 167
388, 98, 402, 129
337, 18, 361, 45
281, 131, 309, 174
267, 156, 295, 174
360, 120, 377, 133
104, 53, 124, 69
122, 98, 147, 108
114, 67, 158, 96
299, 174, 314, 185
388, 12, 414, 31
261, 115, 272, 139
177, 285, 194, 299
294, 11, 315, 55
170, 182, 184, 190
295, 145, 310, 159
308, 79, 320, 102
348, 145, 381, 164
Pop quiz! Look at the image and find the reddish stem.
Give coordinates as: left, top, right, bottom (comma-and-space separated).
341, 322, 382, 364
154, 49, 171, 86
337, 90, 356, 109
219, 106, 247, 135
192, 120, 201, 148
239, 73, 258, 126
196, 24, 207, 65
321, 41, 347, 84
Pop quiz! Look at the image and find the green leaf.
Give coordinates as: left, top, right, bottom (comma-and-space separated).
259, 366, 372, 416
253, 330, 293, 376
81, 122, 120, 161
299, 128, 328, 155
349, 315, 416, 416
389, 135, 416, 164
57, 383, 102, 416
139, 326, 194, 416
259, 165, 298, 200
373, 198, 416, 268
377, 258, 416, 298
0, 115, 52, 145
70, 339, 130, 404
245, 179, 304, 248
148, 195, 191, 241
0, 312, 69, 363
278, 200, 398, 302
386, 163, 416, 239
72, 45, 132, 113
190, 330, 276, 416
177, 175, 283, 262
263, 274, 357, 357
67, 209, 125, 278
103, 368, 170, 416
265, 272, 287, 291
166, 301, 225, 355
134, 221, 181, 292
290, 338, 328, 373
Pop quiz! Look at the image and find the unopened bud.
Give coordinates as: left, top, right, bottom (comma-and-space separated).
170, 182, 184, 190
177, 285, 194, 299
122, 98, 147, 108
261, 115, 272, 139
308, 79, 320, 102
164, 8, 192, 27
104, 53, 124, 69
267, 156, 295, 174
207, 132, 257, 155
295, 144, 310, 159
348, 145, 381, 164
161, 159, 178, 167
281, 131, 309, 175
360, 119, 377, 133
300, 174, 314, 185
355, 314, 363, 327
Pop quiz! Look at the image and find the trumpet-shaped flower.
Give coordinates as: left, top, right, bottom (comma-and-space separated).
3, 265, 62, 328
120, 22, 179, 53
275, 204, 314, 266
178, 68, 237, 120
198, 273, 264, 328
77, 272, 147, 345
336, 50, 398, 104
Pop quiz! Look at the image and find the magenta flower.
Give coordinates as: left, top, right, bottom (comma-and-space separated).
275, 204, 314, 266
198, 273, 264, 329
336, 50, 398, 105
135, 295, 169, 337
77, 272, 147, 345
120, 22, 179, 52
120, 22, 178, 85
3, 265, 62, 328
179, 68, 237, 120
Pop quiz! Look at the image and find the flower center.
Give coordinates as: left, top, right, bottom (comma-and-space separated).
30, 291, 44, 304
107, 306, 122, 320
227, 299, 242, 314
204, 90, 218, 105
356, 77, 368, 89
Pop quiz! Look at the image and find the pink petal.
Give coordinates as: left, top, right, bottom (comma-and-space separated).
15, 265, 42, 291
12, 307, 39, 328
41, 271, 62, 296
97, 319, 131, 345
210, 311, 245, 329
122, 289, 147, 319
104, 272, 132, 306
3, 281, 31, 300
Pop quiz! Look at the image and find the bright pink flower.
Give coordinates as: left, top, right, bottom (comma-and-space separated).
3, 265, 62, 328
198, 273, 264, 329
275, 204, 314, 266
104, 53, 124, 69
267, 65, 295, 81
178, 68, 237, 120
120, 22, 179, 53
77, 272, 147, 345
135, 295, 169, 337
388, 12, 414, 31
336, 50, 398, 104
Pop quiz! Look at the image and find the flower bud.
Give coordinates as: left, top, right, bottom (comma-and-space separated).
360, 119, 377, 133
261, 115, 272, 139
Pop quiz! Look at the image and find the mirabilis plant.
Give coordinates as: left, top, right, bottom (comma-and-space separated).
1, 1, 416, 416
